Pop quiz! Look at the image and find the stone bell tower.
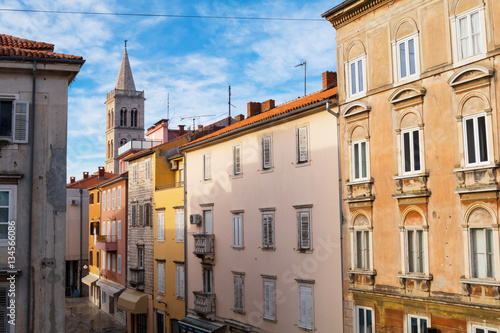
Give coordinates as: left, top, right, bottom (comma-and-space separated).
105, 43, 145, 173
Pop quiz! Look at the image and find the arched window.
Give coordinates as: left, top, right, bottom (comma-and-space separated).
131, 109, 138, 127
400, 208, 428, 275
450, 0, 486, 63
120, 138, 127, 146
110, 140, 113, 158
351, 212, 372, 271
120, 108, 127, 126
345, 41, 367, 99
393, 19, 420, 81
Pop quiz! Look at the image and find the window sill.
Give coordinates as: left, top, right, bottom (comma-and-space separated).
263, 317, 277, 324
453, 53, 487, 69
297, 249, 312, 254
348, 269, 376, 286
460, 278, 500, 298
261, 168, 273, 174
345, 92, 367, 103
232, 246, 245, 251
231, 174, 243, 179
295, 161, 311, 168
397, 273, 433, 291
262, 247, 275, 251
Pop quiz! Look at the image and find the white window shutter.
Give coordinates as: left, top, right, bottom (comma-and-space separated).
297, 127, 308, 162
204, 154, 211, 180
175, 210, 184, 242
263, 215, 269, 247
157, 262, 165, 294
157, 212, 164, 241
262, 137, 272, 169
117, 186, 121, 208
118, 220, 121, 239
299, 212, 311, 250
13, 101, 29, 143
233, 215, 238, 246
270, 281, 276, 318
117, 254, 121, 274
233, 145, 241, 175
299, 285, 313, 329
268, 214, 274, 247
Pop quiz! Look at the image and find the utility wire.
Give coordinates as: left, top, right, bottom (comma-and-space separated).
0, 8, 324, 21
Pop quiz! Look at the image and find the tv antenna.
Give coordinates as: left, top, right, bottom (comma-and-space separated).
295, 61, 307, 96
160, 93, 170, 121
180, 114, 216, 130
229, 86, 236, 124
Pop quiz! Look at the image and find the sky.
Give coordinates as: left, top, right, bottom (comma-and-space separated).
0, 0, 342, 181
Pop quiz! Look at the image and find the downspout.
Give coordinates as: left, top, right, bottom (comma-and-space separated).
97, 188, 102, 309
183, 153, 188, 317
26, 59, 36, 333
326, 100, 344, 331
79, 188, 83, 297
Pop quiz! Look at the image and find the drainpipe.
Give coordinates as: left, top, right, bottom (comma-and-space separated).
26, 59, 36, 333
326, 100, 344, 331
79, 188, 83, 297
183, 153, 188, 317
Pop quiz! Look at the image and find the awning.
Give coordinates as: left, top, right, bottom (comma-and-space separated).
96, 279, 124, 296
81, 274, 99, 286
117, 289, 148, 314
178, 316, 226, 333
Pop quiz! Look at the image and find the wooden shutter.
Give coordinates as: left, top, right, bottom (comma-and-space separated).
262, 137, 272, 169
233, 145, 241, 175
175, 210, 184, 242
176, 265, 185, 298
117, 186, 121, 208
297, 127, 308, 163
263, 214, 274, 248
157, 212, 164, 241
13, 101, 29, 143
118, 254, 121, 274
118, 220, 121, 239
131, 205, 137, 226
299, 285, 313, 329
204, 154, 210, 180
157, 262, 165, 294
263, 280, 276, 319
234, 275, 244, 311
299, 211, 311, 250
233, 215, 242, 247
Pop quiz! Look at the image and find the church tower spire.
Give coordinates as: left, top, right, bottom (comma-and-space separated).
105, 43, 145, 174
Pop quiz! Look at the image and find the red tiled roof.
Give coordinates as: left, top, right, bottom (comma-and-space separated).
0, 34, 83, 61
182, 87, 337, 148
67, 172, 116, 189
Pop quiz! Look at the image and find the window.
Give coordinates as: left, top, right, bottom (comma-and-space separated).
471, 228, 494, 279
89, 250, 93, 266
102, 291, 107, 304
232, 213, 244, 248
262, 277, 276, 321
401, 128, 422, 174
131, 109, 138, 127
407, 315, 428, 333
97, 191, 100, 203
138, 247, 144, 269
102, 191, 106, 210
262, 211, 275, 250
352, 140, 368, 181
0, 287, 9, 332
473, 325, 498, 333
233, 272, 245, 313
396, 34, 419, 80
112, 220, 116, 242
455, 8, 484, 61
203, 153, 211, 181
157, 261, 165, 295
145, 159, 151, 181
132, 205, 137, 227
157, 211, 165, 242
102, 251, 106, 270
296, 126, 309, 164
120, 108, 127, 126
262, 136, 272, 170
144, 203, 152, 227
0, 185, 15, 241
203, 266, 213, 293
356, 306, 373, 333
96, 251, 100, 268
298, 284, 314, 330
156, 311, 165, 333
118, 220, 122, 239
0, 99, 29, 143
176, 265, 184, 299
112, 254, 116, 272
117, 186, 121, 208
347, 55, 366, 98
406, 229, 425, 273
296, 207, 312, 251
107, 189, 110, 211
118, 254, 122, 274
464, 114, 489, 166
89, 193, 94, 205
355, 230, 371, 270
112, 188, 116, 210
107, 252, 111, 270
175, 209, 184, 242
233, 145, 242, 176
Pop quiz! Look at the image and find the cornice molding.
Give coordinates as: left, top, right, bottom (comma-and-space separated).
325, 0, 392, 29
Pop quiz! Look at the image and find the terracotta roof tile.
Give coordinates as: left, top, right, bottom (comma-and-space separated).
67, 172, 116, 189
0, 34, 83, 61
182, 87, 337, 148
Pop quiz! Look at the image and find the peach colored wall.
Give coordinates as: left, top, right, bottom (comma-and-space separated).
186, 108, 342, 332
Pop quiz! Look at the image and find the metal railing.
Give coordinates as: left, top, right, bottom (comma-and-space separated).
193, 291, 216, 315
193, 234, 214, 257
155, 181, 184, 191
117, 139, 161, 156
96, 235, 117, 243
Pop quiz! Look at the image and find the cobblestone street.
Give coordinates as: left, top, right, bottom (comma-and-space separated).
65, 298, 126, 333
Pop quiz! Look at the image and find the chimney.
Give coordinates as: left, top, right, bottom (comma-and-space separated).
261, 99, 275, 112
322, 71, 337, 90
235, 114, 245, 122
98, 166, 105, 179
178, 125, 185, 136
247, 102, 261, 118
83, 172, 89, 179
70, 177, 75, 184
198, 125, 203, 130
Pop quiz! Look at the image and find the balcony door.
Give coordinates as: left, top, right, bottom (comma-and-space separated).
203, 210, 213, 234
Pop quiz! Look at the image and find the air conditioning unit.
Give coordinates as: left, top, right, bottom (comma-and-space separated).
71, 199, 78, 206
170, 160, 179, 170
190, 214, 202, 225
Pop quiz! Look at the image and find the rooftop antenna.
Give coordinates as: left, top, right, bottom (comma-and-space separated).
160, 93, 170, 123
180, 114, 216, 130
229, 86, 236, 124
124, 39, 127, 48
295, 61, 307, 96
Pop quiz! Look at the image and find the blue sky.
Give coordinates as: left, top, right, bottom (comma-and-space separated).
0, 0, 342, 180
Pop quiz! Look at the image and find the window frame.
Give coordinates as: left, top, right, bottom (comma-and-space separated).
233, 272, 245, 313
261, 136, 273, 171
407, 314, 429, 333
351, 139, 369, 181
157, 261, 165, 295
472, 324, 499, 333
354, 229, 371, 270
452, 5, 486, 64
355, 306, 373, 333
401, 127, 424, 175
203, 153, 211, 181
232, 144, 242, 176
117, 186, 121, 209
394, 33, 420, 81
175, 208, 184, 242
0, 185, 16, 244
175, 264, 185, 299
346, 54, 367, 100
157, 210, 165, 242
262, 276, 276, 321
296, 207, 312, 252
405, 228, 426, 274
463, 113, 490, 167
261, 210, 275, 250
469, 227, 495, 279
117, 254, 122, 274
297, 283, 314, 330
296, 126, 309, 164
0, 98, 29, 143
232, 212, 244, 249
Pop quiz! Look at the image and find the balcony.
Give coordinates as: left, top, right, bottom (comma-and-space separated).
95, 235, 117, 251
193, 291, 216, 318
193, 234, 214, 259
117, 139, 161, 157
129, 268, 144, 289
